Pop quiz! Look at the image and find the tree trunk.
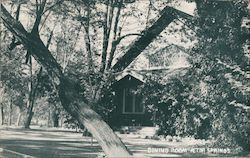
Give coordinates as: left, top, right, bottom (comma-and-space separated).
106, 0, 123, 70
8, 100, 12, 126
23, 65, 42, 129
23, 95, 37, 129
60, 114, 64, 127
58, 78, 132, 157
20, 101, 34, 129
0, 105, 4, 125
52, 107, 59, 127
1, 5, 132, 157
16, 107, 26, 126
16, 109, 22, 126
47, 109, 51, 127
23, 57, 35, 129
24, 111, 34, 128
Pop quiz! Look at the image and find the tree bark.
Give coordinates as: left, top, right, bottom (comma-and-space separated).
106, 0, 123, 70
24, 110, 34, 128
47, 109, 51, 127
100, 0, 113, 72
0, 104, 4, 125
16, 108, 22, 126
81, 2, 93, 72
1, 4, 131, 157
8, 99, 12, 126
16, 106, 27, 126
23, 58, 42, 129
16, 113, 22, 126
23, 56, 33, 129
51, 107, 59, 127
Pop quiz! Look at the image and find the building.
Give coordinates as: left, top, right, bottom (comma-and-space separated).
110, 44, 190, 127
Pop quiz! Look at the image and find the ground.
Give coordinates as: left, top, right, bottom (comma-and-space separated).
0, 126, 249, 158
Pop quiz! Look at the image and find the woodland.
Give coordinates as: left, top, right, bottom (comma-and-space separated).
0, 0, 249, 157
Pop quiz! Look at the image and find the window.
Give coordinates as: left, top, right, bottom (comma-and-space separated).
122, 88, 144, 114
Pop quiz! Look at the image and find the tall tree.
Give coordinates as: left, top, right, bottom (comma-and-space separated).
0, 85, 5, 125
0, 0, 197, 156
0, 3, 131, 157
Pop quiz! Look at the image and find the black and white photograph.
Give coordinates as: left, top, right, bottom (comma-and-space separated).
0, 0, 249, 157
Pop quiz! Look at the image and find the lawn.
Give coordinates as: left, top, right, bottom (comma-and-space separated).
0, 126, 248, 158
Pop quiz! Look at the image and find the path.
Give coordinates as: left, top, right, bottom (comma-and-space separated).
0, 126, 248, 158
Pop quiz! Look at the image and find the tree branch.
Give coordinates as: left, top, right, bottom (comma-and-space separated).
116, 33, 143, 43
112, 6, 195, 72
83, 6, 93, 72
1, 4, 62, 78
31, 0, 47, 35
42, 0, 64, 15
100, 0, 113, 72
106, 0, 123, 70
113, 0, 123, 41
15, 3, 21, 21
46, 30, 53, 48
145, 0, 152, 29
8, 3, 22, 50
0, 5, 132, 156
107, 33, 142, 69
39, 10, 52, 32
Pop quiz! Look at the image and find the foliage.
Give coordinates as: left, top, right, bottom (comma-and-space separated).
138, 0, 249, 152
1, 0, 249, 154
138, 74, 184, 136
192, 0, 250, 151
0, 25, 29, 126
94, 75, 117, 123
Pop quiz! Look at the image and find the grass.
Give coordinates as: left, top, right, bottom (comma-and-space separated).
0, 126, 249, 158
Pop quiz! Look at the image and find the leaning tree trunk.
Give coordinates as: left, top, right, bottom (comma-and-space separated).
1, 5, 131, 157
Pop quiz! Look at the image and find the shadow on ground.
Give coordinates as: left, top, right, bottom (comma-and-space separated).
0, 127, 249, 158
0, 127, 101, 158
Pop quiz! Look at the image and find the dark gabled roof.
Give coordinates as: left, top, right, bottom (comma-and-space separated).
115, 70, 145, 83
115, 65, 190, 84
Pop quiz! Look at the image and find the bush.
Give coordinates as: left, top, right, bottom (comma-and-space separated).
138, 70, 250, 152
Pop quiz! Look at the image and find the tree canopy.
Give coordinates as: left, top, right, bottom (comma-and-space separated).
0, 0, 249, 156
